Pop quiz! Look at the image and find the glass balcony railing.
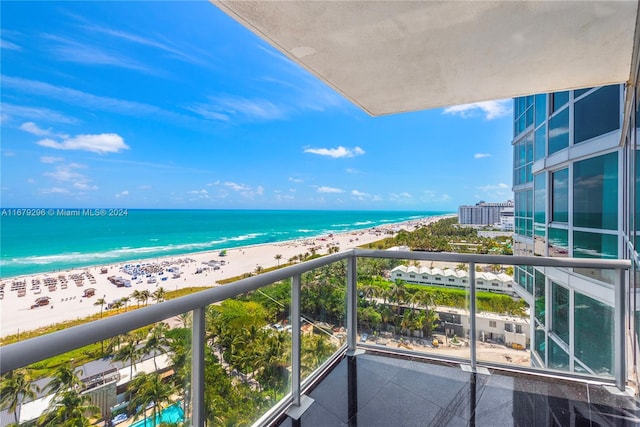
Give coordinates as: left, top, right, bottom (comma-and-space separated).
0, 250, 632, 426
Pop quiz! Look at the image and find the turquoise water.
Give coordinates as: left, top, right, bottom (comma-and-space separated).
0, 209, 448, 278
129, 403, 184, 427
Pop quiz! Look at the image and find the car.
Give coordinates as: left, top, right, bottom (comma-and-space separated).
360, 333, 368, 343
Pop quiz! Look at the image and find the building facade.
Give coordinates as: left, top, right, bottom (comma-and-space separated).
512, 84, 640, 378
458, 201, 514, 227
390, 265, 518, 297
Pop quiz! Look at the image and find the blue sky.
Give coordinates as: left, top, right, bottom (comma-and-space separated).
1, 1, 513, 211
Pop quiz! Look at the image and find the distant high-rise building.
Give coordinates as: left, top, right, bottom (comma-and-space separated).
458, 200, 514, 227
512, 85, 639, 377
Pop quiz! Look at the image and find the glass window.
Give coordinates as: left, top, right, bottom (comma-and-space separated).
575, 293, 613, 376
534, 328, 546, 363
573, 152, 618, 230
551, 91, 569, 113
573, 231, 618, 259
548, 107, 569, 154
573, 232, 618, 284
534, 173, 546, 224
574, 87, 593, 98
534, 270, 545, 325
535, 94, 546, 127
534, 124, 546, 161
552, 169, 568, 223
574, 85, 620, 144
548, 227, 568, 257
635, 150, 640, 236
552, 282, 569, 344
549, 338, 569, 371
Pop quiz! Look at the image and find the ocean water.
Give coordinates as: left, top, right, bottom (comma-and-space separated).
0, 209, 448, 278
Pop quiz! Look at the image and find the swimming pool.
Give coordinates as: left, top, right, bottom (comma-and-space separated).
129, 403, 184, 427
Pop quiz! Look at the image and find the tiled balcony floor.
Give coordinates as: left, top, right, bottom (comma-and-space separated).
278, 351, 640, 427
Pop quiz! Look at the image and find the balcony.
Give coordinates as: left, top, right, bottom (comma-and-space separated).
1, 250, 637, 426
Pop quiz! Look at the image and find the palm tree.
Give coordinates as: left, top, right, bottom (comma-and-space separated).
255, 265, 263, 274
274, 254, 282, 266
120, 295, 131, 312
141, 289, 151, 306
0, 369, 40, 425
144, 322, 171, 371
128, 372, 174, 427
131, 290, 144, 307
94, 297, 107, 318
45, 361, 83, 395
390, 280, 407, 314
110, 299, 124, 313
39, 387, 99, 426
113, 330, 146, 385
152, 287, 166, 304
490, 264, 503, 273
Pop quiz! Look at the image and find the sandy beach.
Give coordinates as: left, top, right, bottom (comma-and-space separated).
0, 215, 451, 338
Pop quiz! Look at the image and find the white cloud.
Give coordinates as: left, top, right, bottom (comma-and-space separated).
478, 183, 510, 192
44, 34, 157, 75
421, 190, 451, 203
224, 182, 250, 192
3, 151, 16, 157
2, 103, 78, 125
0, 39, 21, 50
43, 163, 98, 192
188, 189, 209, 200
474, 153, 491, 159
79, 23, 210, 68
289, 177, 303, 183
345, 168, 362, 174
1, 76, 198, 127
40, 187, 70, 194
21, 122, 54, 136
443, 100, 511, 120
190, 96, 286, 122
317, 186, 344, 194
304, 146, 365, 158
390, 192, 412, 199
210, 181, 265, 198
37, 133, 129, 154
138, 185, 152, 190
27, 178, 35, 184
115, 190, 129, 198
40, 156, 64, 164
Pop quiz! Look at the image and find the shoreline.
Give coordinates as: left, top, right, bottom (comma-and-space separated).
0, 214, 454, 338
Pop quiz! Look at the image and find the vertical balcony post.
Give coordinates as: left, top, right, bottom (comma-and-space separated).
191, 307, 205, 426
347, 254, 357, 352
615, 268, 626, 391
291, 274, 302, 406
469, 262, 477, 372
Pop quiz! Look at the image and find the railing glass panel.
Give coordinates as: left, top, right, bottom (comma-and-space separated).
204, 287, 292, 425
300, 260, 346, 381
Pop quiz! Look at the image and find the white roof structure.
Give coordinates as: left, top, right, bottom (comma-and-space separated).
212, 1, 639, 116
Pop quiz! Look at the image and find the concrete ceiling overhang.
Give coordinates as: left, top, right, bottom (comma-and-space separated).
212, 1, 639, 116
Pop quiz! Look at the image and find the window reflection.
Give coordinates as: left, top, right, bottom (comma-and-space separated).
551, 282, 569, 344
548, 107, 569, 154
575, 293, 613, 376
552, 169, 568, 223
574, 85, 620, 144
548, 227, 568, 257
573, 152, 618, 230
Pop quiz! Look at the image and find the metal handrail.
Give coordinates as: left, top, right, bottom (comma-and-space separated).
0, 250, 630, 374
0, 251, 347, 374
0, 249, 633, 426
